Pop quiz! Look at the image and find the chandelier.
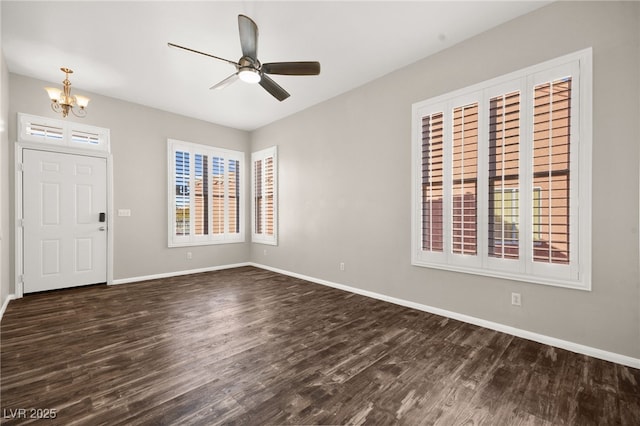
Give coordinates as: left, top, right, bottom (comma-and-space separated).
44, 67, 90, 118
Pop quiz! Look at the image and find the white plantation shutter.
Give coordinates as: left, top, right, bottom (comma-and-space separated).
168, 139, 244, 247
451, 102, 479, 256
25, 121, 64, 142
175, 150, 190, 237
421, 112, 444, 252
193, 154, 207, 236
228, 159, 241, 235
212, 156, 225, 235
264, 157, 275, 236
71, 129, 101, 146
254, 159, 263, 235
532, 78, 571, 265
252, 146, 278, 245
412, 48, 591, 290
488, 91, 521, 260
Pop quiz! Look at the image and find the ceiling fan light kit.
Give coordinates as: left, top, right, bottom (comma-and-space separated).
169, 14, 320, 101
238, 68, 261, 84
45, 67, 90, 118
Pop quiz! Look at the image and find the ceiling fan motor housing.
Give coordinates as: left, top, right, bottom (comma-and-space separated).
238, 56, 260, 71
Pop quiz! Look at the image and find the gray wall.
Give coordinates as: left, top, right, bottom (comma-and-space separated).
7, 74, 251, 283
250, 1, 640, 358
1, 4, 10, 310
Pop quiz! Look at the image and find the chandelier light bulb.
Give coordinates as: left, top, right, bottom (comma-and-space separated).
45, 87, 62, 102
75, 95, 90, 109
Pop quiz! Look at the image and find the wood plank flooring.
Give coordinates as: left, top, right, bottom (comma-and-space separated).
1, 266, 639, 425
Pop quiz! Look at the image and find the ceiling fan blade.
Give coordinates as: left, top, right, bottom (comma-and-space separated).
167, 42, 238, 66
238, 15, 258, 59
262, 62, 321, 76
210, 73, 239, 90
259, 74, 290, 101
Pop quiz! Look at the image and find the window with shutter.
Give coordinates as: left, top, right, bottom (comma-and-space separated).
412, 49, 591, 290
252, 146, 278, 245
18, 113, 109, 151
168, 139, 245, 247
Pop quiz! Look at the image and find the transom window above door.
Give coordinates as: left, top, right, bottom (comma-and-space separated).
18, 113, 110, 152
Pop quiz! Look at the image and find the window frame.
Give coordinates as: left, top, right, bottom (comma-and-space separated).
167, 138, 245, 247
251, 146, 278, 245
411, 48, 592, 290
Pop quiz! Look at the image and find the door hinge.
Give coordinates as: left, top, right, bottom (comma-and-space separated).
18, 218, 24, 227
17, 162, 24, 172
18, 274, 24, 284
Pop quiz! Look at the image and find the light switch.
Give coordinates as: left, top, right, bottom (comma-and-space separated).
118, 209, 131, 217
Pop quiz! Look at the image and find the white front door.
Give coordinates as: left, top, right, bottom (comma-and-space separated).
23, 149, 107, 293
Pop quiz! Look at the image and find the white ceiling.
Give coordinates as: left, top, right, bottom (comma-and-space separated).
2, 1, 549, 131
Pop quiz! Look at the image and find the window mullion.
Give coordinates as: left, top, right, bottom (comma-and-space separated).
501, 97, 507, 258
256, 157, 262, 237
522, 76, 534, 274
428, 123, 434, 251
477, 92, 489, 265
207, 154, 213, 238
189, 152, 196, 242
443, 106, 453, 260
261, 158, 266, 237
223, 157, 229, 239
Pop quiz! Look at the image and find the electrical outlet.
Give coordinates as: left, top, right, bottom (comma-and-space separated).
511, 292, 522, 306
339, 262, 345, 271
263, 249, 268, 256
187, 251, 192, 260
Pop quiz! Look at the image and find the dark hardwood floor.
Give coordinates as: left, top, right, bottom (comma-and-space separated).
1, 266, 638, 425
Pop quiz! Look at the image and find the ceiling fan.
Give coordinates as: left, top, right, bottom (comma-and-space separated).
168, 14, 321, 101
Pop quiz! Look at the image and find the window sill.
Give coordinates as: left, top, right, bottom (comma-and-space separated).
411, 258, 590, 291
168, 238, 245, 248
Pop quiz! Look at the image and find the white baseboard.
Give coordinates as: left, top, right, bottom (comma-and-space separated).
110, 262, 251, 285
0, 294, 16, 322
250, 263, 640, 370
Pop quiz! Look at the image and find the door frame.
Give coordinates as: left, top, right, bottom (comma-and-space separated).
15, 142, 114, 298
